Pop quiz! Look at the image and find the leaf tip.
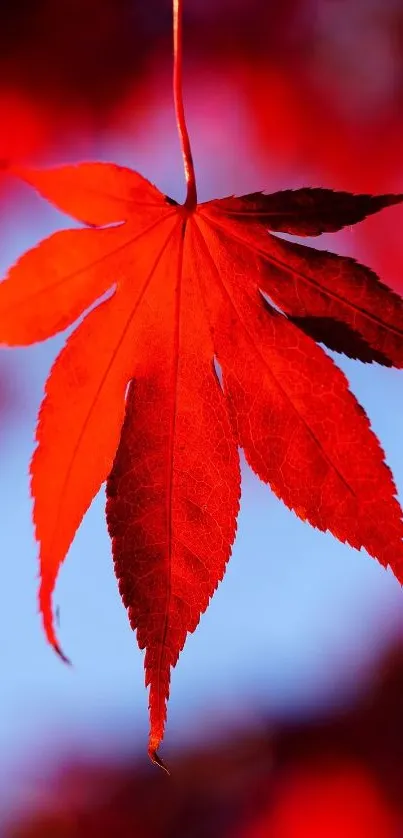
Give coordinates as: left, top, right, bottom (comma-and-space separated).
380, 193, 403, 210
39, 580, 72, 666
148, 744, 170, 775
52, 640, 72, 667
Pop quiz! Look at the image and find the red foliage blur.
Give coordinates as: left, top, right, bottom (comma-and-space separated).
7, 643, 403, 838
1, 1, 401, 169
1, 0, 402, 284
239, 764, 398, 838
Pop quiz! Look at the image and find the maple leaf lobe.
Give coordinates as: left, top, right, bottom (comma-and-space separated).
209, 188, 403, 235
202, 193, 403, 369
191, 214, 403, 565
288, 316, 393, 366
3, 162, 403, 763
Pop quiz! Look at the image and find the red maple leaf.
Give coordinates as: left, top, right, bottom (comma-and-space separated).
2, 0, 403, 768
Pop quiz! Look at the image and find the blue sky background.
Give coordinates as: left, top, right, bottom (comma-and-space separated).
0, 75, 402, 821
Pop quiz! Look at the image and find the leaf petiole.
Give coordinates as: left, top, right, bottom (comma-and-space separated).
173, 0, 197, 209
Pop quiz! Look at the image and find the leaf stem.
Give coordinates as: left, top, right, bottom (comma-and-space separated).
173, 0, 197, 208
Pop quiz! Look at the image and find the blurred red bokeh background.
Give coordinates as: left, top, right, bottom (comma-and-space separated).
1, 0, 402, 278
7, 643, 403, 837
